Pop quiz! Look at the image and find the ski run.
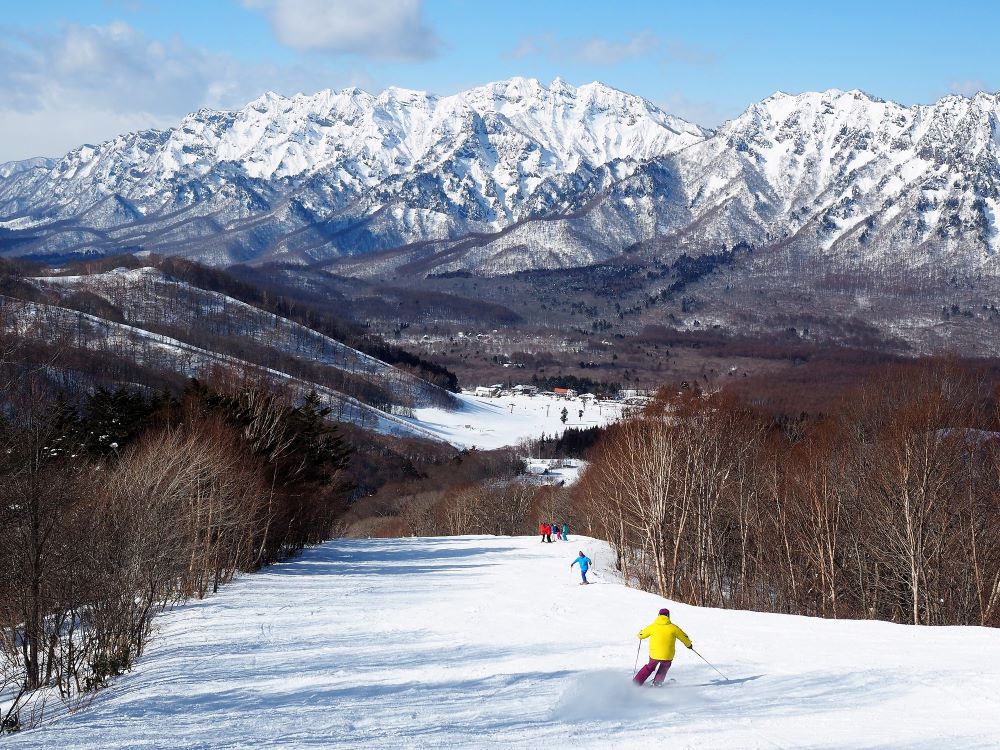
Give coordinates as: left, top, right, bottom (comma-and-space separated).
7, 535, 1000, 749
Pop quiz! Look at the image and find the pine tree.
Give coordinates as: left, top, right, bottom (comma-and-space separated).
80, 387, 152, 458
286, 391, 352, 487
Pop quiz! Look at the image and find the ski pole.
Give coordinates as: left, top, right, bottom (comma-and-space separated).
691, 647, 729, 681
633, 640, 642, 676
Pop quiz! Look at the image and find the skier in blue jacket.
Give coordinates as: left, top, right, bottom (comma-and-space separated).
571, 551, 592, 585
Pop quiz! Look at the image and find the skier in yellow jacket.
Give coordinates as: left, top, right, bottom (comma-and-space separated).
634, 608, 692, 686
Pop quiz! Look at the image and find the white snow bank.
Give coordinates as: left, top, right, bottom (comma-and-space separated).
8, 535, 1000, 749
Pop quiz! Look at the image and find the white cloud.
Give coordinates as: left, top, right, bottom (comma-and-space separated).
0, 108, 175, 164
658, 93, 734, 130
508, 36, 543, 60
243, 0, 439, 60
508, 32, 657, 65
0, 22, 358, 161
576, 31, 660, 65
508, 32, 714, 67
664, 39, 716, 67
948, 79, 992, 97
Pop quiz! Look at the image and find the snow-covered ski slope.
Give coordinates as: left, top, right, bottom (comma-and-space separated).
402, 393, 626, 449
12, 536, 1000, 749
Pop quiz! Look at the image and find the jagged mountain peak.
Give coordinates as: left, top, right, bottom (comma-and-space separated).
0, 78, 708, 228
3, 81, 1000, 276
742, 88, 898, 125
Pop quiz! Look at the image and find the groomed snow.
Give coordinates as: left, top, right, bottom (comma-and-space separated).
10, 536, 1000, 749
402, 393, 627, 450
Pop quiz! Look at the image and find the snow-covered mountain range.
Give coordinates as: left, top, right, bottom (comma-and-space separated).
2, 78, 999, 278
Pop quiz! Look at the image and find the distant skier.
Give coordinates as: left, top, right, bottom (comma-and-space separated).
571, 551, 592, 584
555, 523, 562, 541
561, 522, 569, 541
633, 608, 692, 687
539, 522, 547, 543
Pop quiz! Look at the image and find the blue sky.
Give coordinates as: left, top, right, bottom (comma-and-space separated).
0, 0, 996, 161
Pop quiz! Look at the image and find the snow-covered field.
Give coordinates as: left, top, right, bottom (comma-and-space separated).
404, 393, 627, 449
10, 536, 1000, 749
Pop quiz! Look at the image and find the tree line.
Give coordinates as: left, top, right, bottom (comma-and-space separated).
572, 359, 1000, 627
155, 256, 461, 392
0, 371, 351, 731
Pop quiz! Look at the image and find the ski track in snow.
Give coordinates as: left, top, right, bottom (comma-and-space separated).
8, 536, 1000, 749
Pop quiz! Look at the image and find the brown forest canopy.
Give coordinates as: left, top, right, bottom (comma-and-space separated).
574, 359, 1000, 627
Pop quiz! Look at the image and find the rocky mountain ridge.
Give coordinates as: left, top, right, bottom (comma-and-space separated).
2, 79, 999, 280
